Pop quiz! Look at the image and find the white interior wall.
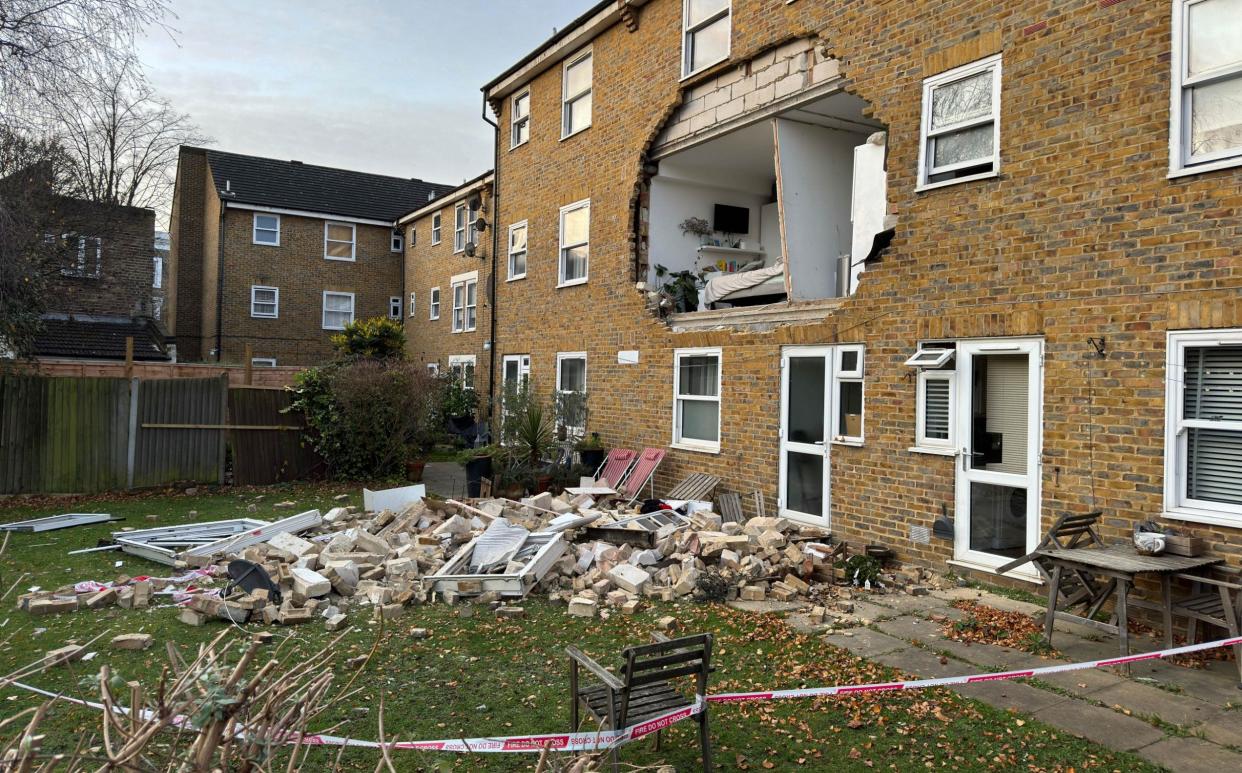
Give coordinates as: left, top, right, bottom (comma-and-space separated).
648, 176, 772, 282
774, 118, 866, 300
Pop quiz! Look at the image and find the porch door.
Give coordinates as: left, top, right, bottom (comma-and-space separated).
779, 347, 832, 526
954, 339, 1043, 577
500, 355, 530, 423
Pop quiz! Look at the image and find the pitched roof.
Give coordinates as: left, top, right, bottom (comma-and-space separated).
33, 316, 170, 362
199, 148, 457, 223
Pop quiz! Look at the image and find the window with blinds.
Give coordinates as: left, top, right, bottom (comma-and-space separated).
917, 370, 955, 450
1182, 344, 1242, 506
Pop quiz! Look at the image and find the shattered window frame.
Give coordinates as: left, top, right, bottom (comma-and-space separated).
917, 54, 1002, 191
1170, 0, 1242, 175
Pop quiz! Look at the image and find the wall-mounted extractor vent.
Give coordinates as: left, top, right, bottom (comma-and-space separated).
909, 524, 931, 545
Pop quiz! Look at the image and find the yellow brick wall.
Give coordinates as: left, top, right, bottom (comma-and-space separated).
485, 0, 1242, 589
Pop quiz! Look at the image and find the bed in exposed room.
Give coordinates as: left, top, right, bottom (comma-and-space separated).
699, 260, 787, 309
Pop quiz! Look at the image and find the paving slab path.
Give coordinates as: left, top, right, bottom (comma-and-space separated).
805, 585, 1242, 773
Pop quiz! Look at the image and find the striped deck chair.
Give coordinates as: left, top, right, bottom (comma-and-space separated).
616, 448, 666, 505
596, 448, 637, 488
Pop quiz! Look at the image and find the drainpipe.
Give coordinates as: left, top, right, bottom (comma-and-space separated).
482, 92, 500, 426
214, 206, 225, 362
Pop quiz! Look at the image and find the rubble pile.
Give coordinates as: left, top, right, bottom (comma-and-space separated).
17, 487, 947, 630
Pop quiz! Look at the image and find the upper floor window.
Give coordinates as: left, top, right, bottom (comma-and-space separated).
558, 199, 590, 287
251, 285, 279, 318
56, 233, 102, 278
562, 48, 593, 138
1164, 328, 1242, 527
511, 88, 531, 148
322, 291, 355, 330
407, 225, 416, 246
431, 212, 442, 245
408, 292, 417, 318
152, 255, 163, 289
508, 221, 528, 280
451, 273, 478, 332
324, 221, 356, 261
918, 54, 1001, 190
429, 286, 441, 320
1170, 0, 1242, 175
453, 203, 467, 253
391, 229, 404, 253
682, 0, 731, 78
253, 213, 280, 245
389, 295, 402, 319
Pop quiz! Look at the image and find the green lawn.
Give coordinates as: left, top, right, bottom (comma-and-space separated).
0, 485, 1160, 771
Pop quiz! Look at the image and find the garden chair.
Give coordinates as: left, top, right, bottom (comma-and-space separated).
615, 448, 665, 505
568, 633, 713, 772
596, 448, 637, 488
1171, 567, 1242, 686
664, 473, 720, 503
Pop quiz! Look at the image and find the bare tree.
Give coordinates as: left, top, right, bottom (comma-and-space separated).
0, 0, 169, 117
52, 53, 209, 211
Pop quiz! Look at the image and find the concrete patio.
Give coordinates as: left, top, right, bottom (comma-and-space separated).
783, 585, 1242, 772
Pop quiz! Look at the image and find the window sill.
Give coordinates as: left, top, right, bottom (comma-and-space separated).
324, 256, 356, 263
507, 274, 527, 282
560, 125, 591, 142
671, 441, 721, 455
557, 278, 589, 289
251, 315, 278, 320
510, 140, 529, 151
916, 170, 999, 193
252, 240, 280, 247
831, 438, 864, 448
909, 446, 957, 457
1168, 155, 1242, 180
1162, 507, 1242, 530
680, 55, 729, 83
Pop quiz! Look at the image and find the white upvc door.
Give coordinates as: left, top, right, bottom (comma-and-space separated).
778, 346, 833, 527
953, 338, 1043, 579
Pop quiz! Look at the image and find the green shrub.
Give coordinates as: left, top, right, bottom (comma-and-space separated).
330, 316, 406, 360
289, 359, 438, 479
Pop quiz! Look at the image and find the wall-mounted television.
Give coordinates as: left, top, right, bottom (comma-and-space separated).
713, 204, 750, 235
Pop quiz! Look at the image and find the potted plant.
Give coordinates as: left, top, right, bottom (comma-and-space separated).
575, 432, 606, 473
679, 216, 713, 245
655, 264, 700, 313
463, 444, 498, 498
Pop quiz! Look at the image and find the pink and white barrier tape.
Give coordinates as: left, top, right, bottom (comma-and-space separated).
7, 636, 1240, 754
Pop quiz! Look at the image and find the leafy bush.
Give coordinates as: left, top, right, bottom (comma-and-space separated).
289, 359, 438, 479
439, 377, 478, 421
330, 316, 406, 360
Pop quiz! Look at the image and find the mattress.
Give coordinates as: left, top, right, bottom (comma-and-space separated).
700, 262, 787, 309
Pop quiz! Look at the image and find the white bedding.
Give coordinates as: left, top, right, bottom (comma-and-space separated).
700, 261, 787, 309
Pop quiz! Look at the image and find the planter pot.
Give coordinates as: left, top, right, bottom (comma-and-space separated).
578, 448, 606, 472
535, 475, 554, 494
405, 459, 427, 483
464, 456, 493, 498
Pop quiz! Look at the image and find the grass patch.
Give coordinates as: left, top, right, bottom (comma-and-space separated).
0, 485, 1160, 771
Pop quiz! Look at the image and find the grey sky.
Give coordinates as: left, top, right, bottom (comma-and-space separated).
138, 0, 589, 188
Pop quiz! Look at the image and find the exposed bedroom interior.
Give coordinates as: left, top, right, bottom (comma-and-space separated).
646, 92, 890, 314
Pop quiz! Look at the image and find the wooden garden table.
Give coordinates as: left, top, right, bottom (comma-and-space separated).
1035, 545, 1223, 659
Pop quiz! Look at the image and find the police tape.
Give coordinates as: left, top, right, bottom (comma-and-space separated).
7, 635, 1241, 754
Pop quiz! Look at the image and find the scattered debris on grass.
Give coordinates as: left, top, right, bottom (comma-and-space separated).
943, 601, 1057, 655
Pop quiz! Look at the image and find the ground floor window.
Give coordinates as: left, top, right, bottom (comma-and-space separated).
672, 347, 721, 453
251, 357, 276, 367
556, 352, 587, 436
389, 296, 402, 319
322, 291, 355, 330
448, 354, 476, 390
833, 345, 864, 443
1165, 328, 1242, 526
906, 344, 957, 453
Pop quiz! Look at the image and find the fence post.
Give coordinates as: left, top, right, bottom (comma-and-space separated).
244, 344, 253, 386
124, 337, 134, 381
218, 375, 228, 485
125, 377, 139, 489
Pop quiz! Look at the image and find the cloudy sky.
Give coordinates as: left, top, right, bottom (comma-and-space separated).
138, 0, 588, 188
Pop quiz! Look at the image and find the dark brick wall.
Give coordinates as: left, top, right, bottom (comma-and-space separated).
46, 198, 156, 318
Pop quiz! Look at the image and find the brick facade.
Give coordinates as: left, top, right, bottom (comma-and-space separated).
48, 198, 157, 319
466, 0, 1242, 586
401, 174, 494, 401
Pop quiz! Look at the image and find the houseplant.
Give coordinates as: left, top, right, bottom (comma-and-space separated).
655, 264, 700, 313
679, 216, 713, 245
575, 432, 606, 473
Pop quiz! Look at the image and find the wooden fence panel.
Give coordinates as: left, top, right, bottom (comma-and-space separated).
0, 376, 129, 494
132, 376, 227, 488
227, 387, 320, 485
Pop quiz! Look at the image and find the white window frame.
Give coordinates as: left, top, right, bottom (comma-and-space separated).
914, 370, 957, 453
323, 221, 356, 261
453, 203, 467, 253
451, 272, 478, 333
389, 296, 402, 320
321, 291, 355, 331
1163, 327, 1242, 527
561, 47, 593, 139
511, 87, 531, 149
672, 347, 722, 454
1169, 0, 1242, 177
681, 0, 731, 79
407, 225, 416, 247
152, 255, 163, 288
556, 352, 588, 435
917, 54, 1002, 191
449, 354, 477, 390
251, 357, 277, 367
429, 286, 441, 320
558, 199, 590, 288
431, 212, 442, 245
391, 229, 404, 253
59, 235, 102, 278
252, 213, 280, 246
427, 362, 440, 376
250, 285, 279, 319
408, 292, 417, 318
508, 220, 528, 281
832, 344, 865, 445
